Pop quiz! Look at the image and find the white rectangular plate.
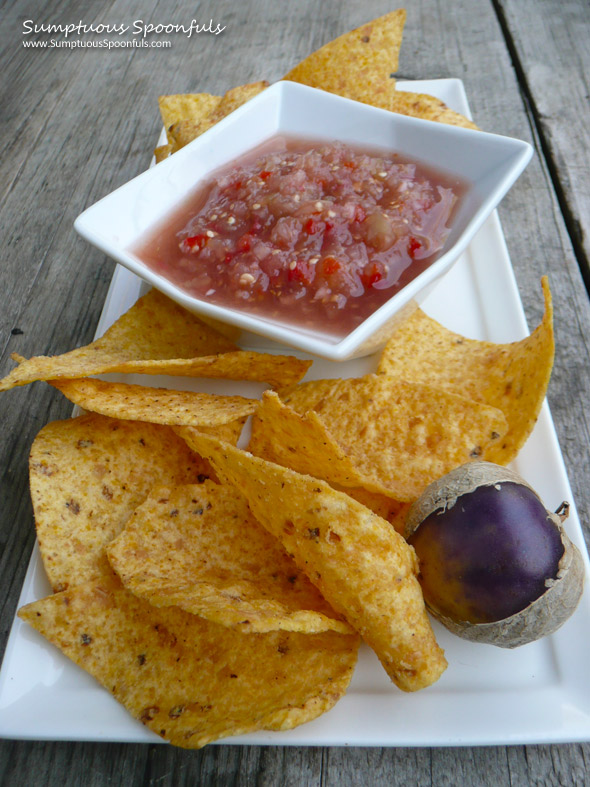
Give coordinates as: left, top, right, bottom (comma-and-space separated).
2, 79, 590, 748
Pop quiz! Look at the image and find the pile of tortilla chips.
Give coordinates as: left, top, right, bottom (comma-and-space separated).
6, 11, 556, 748
154, 9, 477, 163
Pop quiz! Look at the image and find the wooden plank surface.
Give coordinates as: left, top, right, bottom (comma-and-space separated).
1, 0, 589, 784
496, 0, 590, 293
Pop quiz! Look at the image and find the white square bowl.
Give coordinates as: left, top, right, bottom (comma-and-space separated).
74, 81, 532, 360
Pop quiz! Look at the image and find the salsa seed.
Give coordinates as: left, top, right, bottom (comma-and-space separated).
227, 217, 236, 225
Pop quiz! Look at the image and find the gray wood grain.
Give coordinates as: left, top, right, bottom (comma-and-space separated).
496, 0, 590, 293
1, 0, 590, 784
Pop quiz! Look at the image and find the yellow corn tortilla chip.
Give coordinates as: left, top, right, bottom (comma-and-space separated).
177, 420, 246, 447
390, 90, 478, 129
165, 82, 269, 155
249, 391, 373, 490
284, 10, 406, 110
281, 375, 508, 501
120, 350, 311, 388
154, 143, 172, 163
18, 572, 360, 748
376, 277, 554, 464
339, 487, 412, 535
249, 396, 411, 529
107, 481, 353, 634
204, 81, 269, 127
158, 93, 222, 141
279, 377, 344, 412
0, 289, 237, 392
187, 433, 447, 692
50, 378, 258, 428
155, 93, 222, 159
29, 414, 213, 591
188, 313, 242, 342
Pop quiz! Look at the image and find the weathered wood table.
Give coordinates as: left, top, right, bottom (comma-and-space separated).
1, 1, 589, 784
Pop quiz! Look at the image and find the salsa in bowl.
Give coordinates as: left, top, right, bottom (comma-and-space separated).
75, 81, 532, 360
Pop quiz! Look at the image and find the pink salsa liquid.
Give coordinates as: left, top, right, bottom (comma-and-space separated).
133, 137, 463, 337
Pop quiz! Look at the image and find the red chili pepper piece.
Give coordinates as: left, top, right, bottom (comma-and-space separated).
259, 170, 272, 181
184, 234, 207, 251
408, 237, 422, 258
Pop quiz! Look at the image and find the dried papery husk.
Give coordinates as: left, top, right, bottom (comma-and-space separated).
405, 461, 585, 648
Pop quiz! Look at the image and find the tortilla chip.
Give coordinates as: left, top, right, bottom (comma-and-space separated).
154, 144, 172, 163
250, 394, 411, 529
29, 414, 213, 591
165, 82, 269, 155
281, 375, 507, 501
0, 289, 237, 391
340, 487, 411, 535
191, 314, 242, 342
205, 82, 269, 126
249, 391, 371, 490
107, 481, 353, 634
158, 93, 222, 141
284, 10, 406, 110
176, 420, 246, 447
18, 572, 359, 748
187, 433, 447, 692
376, 277, 554, 464
390, 90, 478, 129
50, 378, 258, 428
122, 350, 311, 388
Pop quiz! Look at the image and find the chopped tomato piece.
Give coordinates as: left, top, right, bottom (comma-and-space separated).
304, 218, 321, 235
259, 170, 272, 181
323, 256, 341, 275
408, 237, 422, 258
288, 261, 314, 285
361, 263, 384, 288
